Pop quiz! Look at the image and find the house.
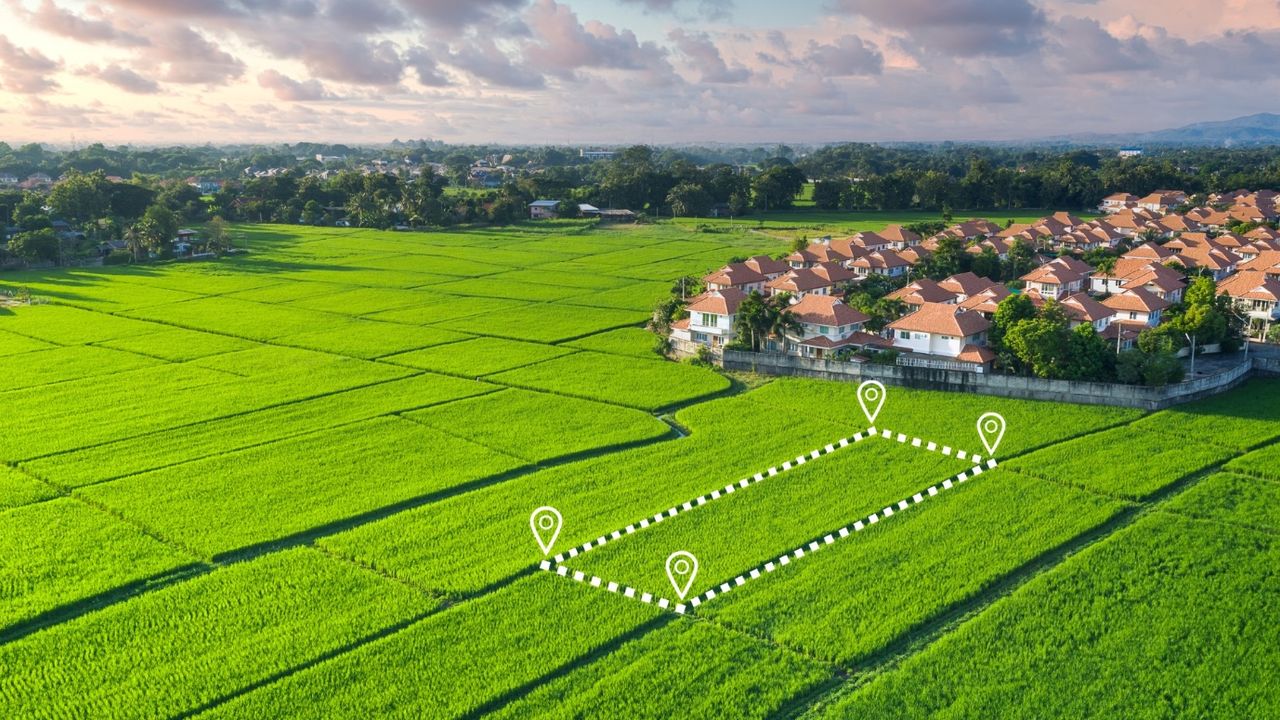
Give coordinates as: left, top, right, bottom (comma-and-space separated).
876, 225, 922, 249
1101, 288, 1169, 327
781, 295, 883, 359
741, 255, 790, 280
1095, 260, 1186, 303
528, 200, 560, 220
957, 284, 1012, 317
677, 288, 747, 349
704, 263, 767, 294
887, 279, 960, 312
937, 272, 997, 302
888, 303, 991, 360
1020, 257, 1092, 300
0, 174, 20, 186
1218, 271, 1280, 334
1061, 293, 1115, 333
1101, 193, 1138, 213
850, 249, 910, 278
766, 268, 838, 301
787, 243, 851, 268
1137, 190, 1187, 213
1239, 251, 1280, 280
579, 149, 616, 161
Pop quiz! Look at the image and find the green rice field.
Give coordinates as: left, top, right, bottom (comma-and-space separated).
0, 219, 1275, 718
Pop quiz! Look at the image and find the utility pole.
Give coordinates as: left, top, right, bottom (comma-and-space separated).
1184, 332, 1196, 377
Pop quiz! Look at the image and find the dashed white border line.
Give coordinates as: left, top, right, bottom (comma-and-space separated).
541, 429, 997, 616
550, 427, 878, 564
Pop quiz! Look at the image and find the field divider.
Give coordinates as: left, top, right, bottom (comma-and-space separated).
543, 425, 994, 617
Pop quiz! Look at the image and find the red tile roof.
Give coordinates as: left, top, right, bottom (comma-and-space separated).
686, 288, 748, 315
789, 294, 869, 327
888, 302, 991, 336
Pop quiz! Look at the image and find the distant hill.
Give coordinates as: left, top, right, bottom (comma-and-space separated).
1054, 113, 1280, 147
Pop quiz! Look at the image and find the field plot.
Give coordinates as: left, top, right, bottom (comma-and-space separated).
0, 464, 57, 509
563, 327, 661, 359
568, 438, 974, 602
0, 498, 197, 631
0, 328, 55, 356
95, 327, 257, 361
699, 471, 1127, 665
1164, 471, 1280, 533
0, 304, 159, 345
489, 621, 835, 720
0, 548, 435, 720
449, 303, 646, 343
382, 336, 575, 377
815, 513, 1280, 719
364, 295, 529, 327
22, 372, 494, 488
195, 574, 662, 720
1129, 378, 1280, 450
431, 277, 592, 303
1224, 443, 1280, 483
79, 416, 528, 558
0, 345, 162, 392
1004, 426, 1234, 499
489, 350, 730, 410
405, 388, 672, 463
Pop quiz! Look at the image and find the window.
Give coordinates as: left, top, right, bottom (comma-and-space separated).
699, 313, 717, 326
899, 330, 910, 339
1129, 311, 1137, 320
692, 332, 707, 342
820, 325, 830, 335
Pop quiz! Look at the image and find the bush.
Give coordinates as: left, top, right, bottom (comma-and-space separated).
103, 250, 133, 266
688, 345, 716, 368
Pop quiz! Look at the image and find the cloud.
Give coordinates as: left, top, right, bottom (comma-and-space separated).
283, 38, 406, 85
257, 69, 336, 100
617, 0, 733, 19
668, 29, 749, 83
803, 34, 884, 76
15, 0, 150, 46
831, 0, 1046, 56
0, 34, 61, 93
90, 63, 162, 93
398, 0, 528, 30
405, 46, 451, 86
1048, 17, 1156, 74
322, 0, 404, 31
522, 0, 673, 81
448, 36, 545, 88
141, 26, 246, 84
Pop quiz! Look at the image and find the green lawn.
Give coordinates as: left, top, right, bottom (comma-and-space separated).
0, 220, 1271, 719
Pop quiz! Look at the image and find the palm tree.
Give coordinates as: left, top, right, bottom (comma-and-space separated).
732, 291, 771, 350
123, 224, 144, 261
766, 295, 803, 348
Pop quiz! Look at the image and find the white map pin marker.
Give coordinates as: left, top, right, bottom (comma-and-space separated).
977, 412, 1006, 457
530, 506, 562, 556
665, 551, 698, 600
857, 380, 886, 426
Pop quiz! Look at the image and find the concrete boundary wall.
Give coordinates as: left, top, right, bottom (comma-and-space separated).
720, 350, 1264, 411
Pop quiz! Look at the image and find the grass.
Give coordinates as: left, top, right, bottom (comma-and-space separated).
489, 351, 730, 411
700, 471, 1128, 666
79, 416, 528, 558
0, 497, 196, 631
488, 620, 835, 720
0, 548, 435, 720
813, 513, 1280, 718
1005, 426, 1235, 500
0, 220, 1273, 719
405, 388, 671, 464
570, 440, 972, 600
381, 337, 576, 377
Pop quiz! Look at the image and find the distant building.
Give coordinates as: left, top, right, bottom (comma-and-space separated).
1119, 148, 1144, 158
579, 149, 616, 161
529, 200, 561, 220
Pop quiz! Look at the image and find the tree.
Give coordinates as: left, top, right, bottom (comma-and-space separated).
811, 180, 847, 210
1268, 325, 1280, 344
48, 170, 109, 225
666, 182, 712, 217
205, 216, 232, 254
1063, 324, 1114, 381
131, 204, 179, 258
922, 236, 972, 280
6, 228, 58, 263
13, 193, 50, 232
731, 291, 771, 351
971, 247, 1001, 282
1004, 302, 1072, 378
751, 164, 806, 211
1003, 240, 1036, 281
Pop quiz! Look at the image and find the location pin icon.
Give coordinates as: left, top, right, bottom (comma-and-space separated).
857, 380, 886, 426
530, 506, 562, 556
665, 551, 698, 600
977, 413, 1006, 457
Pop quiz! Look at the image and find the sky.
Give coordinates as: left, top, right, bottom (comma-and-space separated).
2, 0, 1280, 146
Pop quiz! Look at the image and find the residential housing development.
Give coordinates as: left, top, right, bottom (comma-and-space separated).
672, 190, 1280, 372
